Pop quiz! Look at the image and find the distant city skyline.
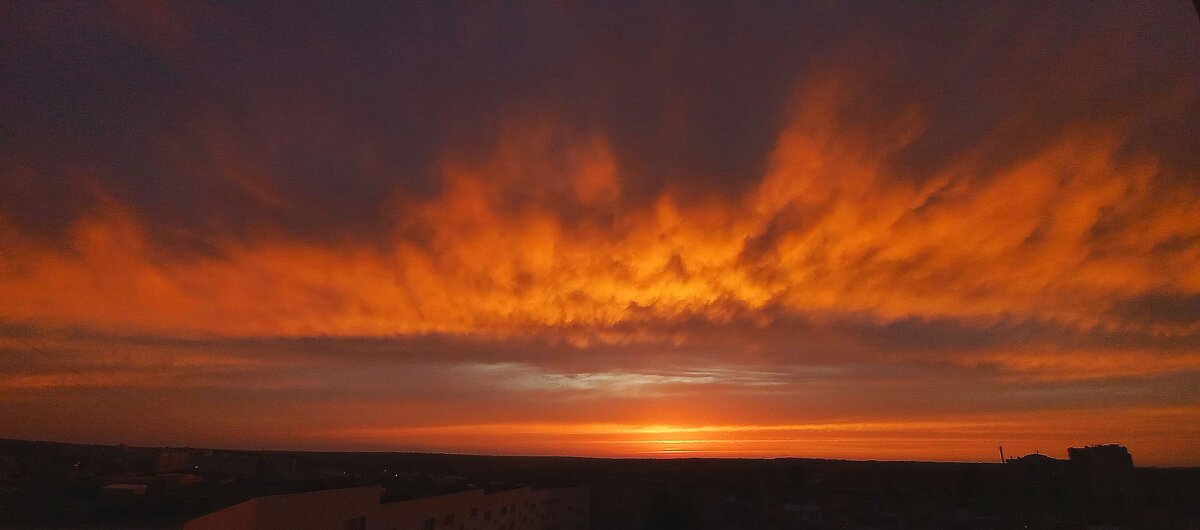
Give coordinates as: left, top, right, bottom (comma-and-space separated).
2, 2, 1199, 466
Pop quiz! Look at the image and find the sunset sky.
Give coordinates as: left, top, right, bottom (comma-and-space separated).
2, 2, 1199, 465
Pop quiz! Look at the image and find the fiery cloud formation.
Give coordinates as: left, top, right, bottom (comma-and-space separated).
2, 2, 1199, 464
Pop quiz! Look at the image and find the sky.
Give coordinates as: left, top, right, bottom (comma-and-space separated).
2, 2, 1199, 466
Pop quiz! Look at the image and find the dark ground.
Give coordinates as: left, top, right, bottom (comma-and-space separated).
1, 438, 1197, 529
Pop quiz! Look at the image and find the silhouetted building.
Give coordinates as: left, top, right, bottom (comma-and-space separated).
153, 472, 200, 488
532, 486, 589, 528
1005, 451, 1065, 467
184, 485, 588, 530
1002, 444, 1140, 508
1068, 444, 1135, 503
782, 502, 823, 529
99, 483, 147, 503
1005, 450, 1072, 504
1067, 444, 1133, 470
157, 449, 198, 473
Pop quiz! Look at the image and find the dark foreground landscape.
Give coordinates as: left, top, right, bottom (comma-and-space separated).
1, 438, 1198, 529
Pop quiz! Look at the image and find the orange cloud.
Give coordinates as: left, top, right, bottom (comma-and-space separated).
2, 72, 1197, 342
952, 350, 1200, 382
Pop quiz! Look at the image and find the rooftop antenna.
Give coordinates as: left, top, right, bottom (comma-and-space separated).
999, 445, 1006, 464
